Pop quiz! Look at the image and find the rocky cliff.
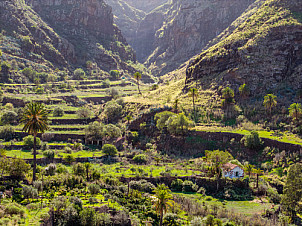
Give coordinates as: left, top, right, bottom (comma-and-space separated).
0, 0, 139, 76
186, 0, 302, 101
143, 0, 255, 76
122, 0, 169, 13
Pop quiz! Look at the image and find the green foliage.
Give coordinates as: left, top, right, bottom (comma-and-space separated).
73, 163, 86, 177
239, 84, 250, 99
104, 124, 122, 140
77, 108, 92, 119
102, 144, 118, 156
88, 184, 100, 195
166, 113, 194, 135
288, 103, 302, 123
53, 107, 65, 117
73, 68, 86, 80
4, 202, 25, 216
85, 121, 104, 141
182, 180, 199, 193
241, 131, 263, 150
43, 150, 55, 159
22, 185, 38, 199
171, 179, 183, 192
107, 87, 120, 99
9, 158, 31, 179
0, 125, 15, 141
222, 87, 235, 108
282, 163, 302, 220
133, 154, 148, 164
22, 68, 36, 82
23, 135, 41, 147
155, 111, 176, 131
1, 110, 18, 125
110, 70, 120, 79
64, 154, 76, 165
263, 94, 277, 115
103, 100, 122, 122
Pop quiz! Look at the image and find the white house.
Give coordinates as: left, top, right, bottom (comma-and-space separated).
221, 163, 244, 179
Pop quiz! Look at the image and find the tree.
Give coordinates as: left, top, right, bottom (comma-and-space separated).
85, 121, 104, 145
173, 99, 179, 113
1, 110, 18, 125
282, 163, 302, 221
73, 68, 86, 80
102, 144, 118, 156
9, 158, 31, 179
125, 114, 133, 124
153, 184, 174, 226
76, 108, 92, 119
205, 150, 233, 191
243, 163, 255, 177
253, 168, 263, 189
241, 131, 263, 150
288, 103, 302, 124
133, 72, 142, 95
110, 70, 120, 79
154, 111, 176, 131
263, 94, 277, 115
84, 163, 91, 181
166, 113, 194, 136
103, 124, 121, 140
21, 102, 49, 181
103, 101, 122, 123
188, 88, 198, 120
239, 83, 250, 99
53, 107, 64, 117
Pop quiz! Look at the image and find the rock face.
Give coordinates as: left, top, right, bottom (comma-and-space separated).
26, 0, 136, 71
0, 0, 138, 75
143, 0, 255, 76
186, 0, 302, 100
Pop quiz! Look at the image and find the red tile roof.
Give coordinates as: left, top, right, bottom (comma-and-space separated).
222, 163, 241, 171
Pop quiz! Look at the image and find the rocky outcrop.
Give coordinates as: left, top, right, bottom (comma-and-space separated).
0, 0, 139, 76
143, 0, 255, 76
26, 0, 136, 71
186, 0, 302, 101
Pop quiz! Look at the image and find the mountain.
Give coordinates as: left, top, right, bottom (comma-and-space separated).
122, 0, 169, 13
0, 0, 143, 79
186, 0, 302, 102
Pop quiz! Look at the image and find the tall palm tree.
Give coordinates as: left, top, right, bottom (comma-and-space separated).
253, 168, 263, 189
153, 184, 174, 226
222, 87, 235, 104
188, 88, 198, 120
239, 83, 250, 99
21, 102, 49, 181
263, 94, 277, 115
133, 72, 142, 95
244, 163, 254, 177
173, 99, 179, 113
288, 103, 302, 123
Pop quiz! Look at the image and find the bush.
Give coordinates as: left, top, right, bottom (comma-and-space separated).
163, 213, 182, 226
133, 154, 148, 164
110, 70, 120, 79
77, 108, 92, 119
107, 87, 119, 99
23, 135, 41, 147
0, 125, 15, 141
22, 186, 38, 200
53, 107, 64, 117
64, 155, 76, 164
103, 101, 122, 122
129, 180, 155, 193
4, 203, 25, 216
45, 164, 57, 176
88, 184, 100, 195
73, 163, 85, 177
171, 179, 183, 192
43, 150, 55, 159
241, 131, 263, 150
96, 213, 112, 225
102, 144, 118, 156
73, 68, 86, 80
182, 180, 198, 193
102, 79, 110, 88
1, 110, 18, 125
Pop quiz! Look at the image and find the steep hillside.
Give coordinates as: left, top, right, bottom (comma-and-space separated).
186, 0, 302, 102
142, 0, 255, 76
0, 0, 147, 80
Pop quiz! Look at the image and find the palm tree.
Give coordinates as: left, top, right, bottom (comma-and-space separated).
133, 72, 142, 95
153, 184, 174, 226
173, 99, 179, 113
253, 168, 263, 189
244, 163, 254, 177
263, 94, 277, 115
21, 102, 49, 181
239, 83, 250, 99
188, 88, 198, 119
288, 103, 302, 123
84, 163, 91, 181
222, 87, 235, 104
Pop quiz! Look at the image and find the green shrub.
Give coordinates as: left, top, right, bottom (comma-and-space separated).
171, 179, 183, 192
77, 108, 92, 119
0, 125, 15, 141
110, 70, 120, 79
241, 131, 263, 150
23, 135, 41, 147
102, 79, 110, 88
43, 150, 55, 159
182, 180, 198, 193
102, 144, 118, 156
53, 107, 64, 117
133, 154, 148, 164
1, 110, 18, 125
73, 68, 86, 80
22, 185, 38, 199
88, 184, 100, 195
4, 203, 25, 216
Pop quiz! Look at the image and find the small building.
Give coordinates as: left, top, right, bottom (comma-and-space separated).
222, 163, 244, 179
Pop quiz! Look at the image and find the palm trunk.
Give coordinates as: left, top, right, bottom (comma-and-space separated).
137, 80, 141, 95
160, 209, 163, 226
256, 174, 259, 188
33, 134, 37, 182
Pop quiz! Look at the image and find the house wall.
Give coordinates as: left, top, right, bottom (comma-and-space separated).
223, 166, 244, 179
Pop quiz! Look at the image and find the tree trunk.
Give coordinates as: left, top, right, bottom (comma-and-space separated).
137, 80, 141, 95
160, 209, 163, 226
33, 134, 37, 182
256, 174, 259, 188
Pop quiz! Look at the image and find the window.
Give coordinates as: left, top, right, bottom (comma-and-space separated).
235, 171, 239, 177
